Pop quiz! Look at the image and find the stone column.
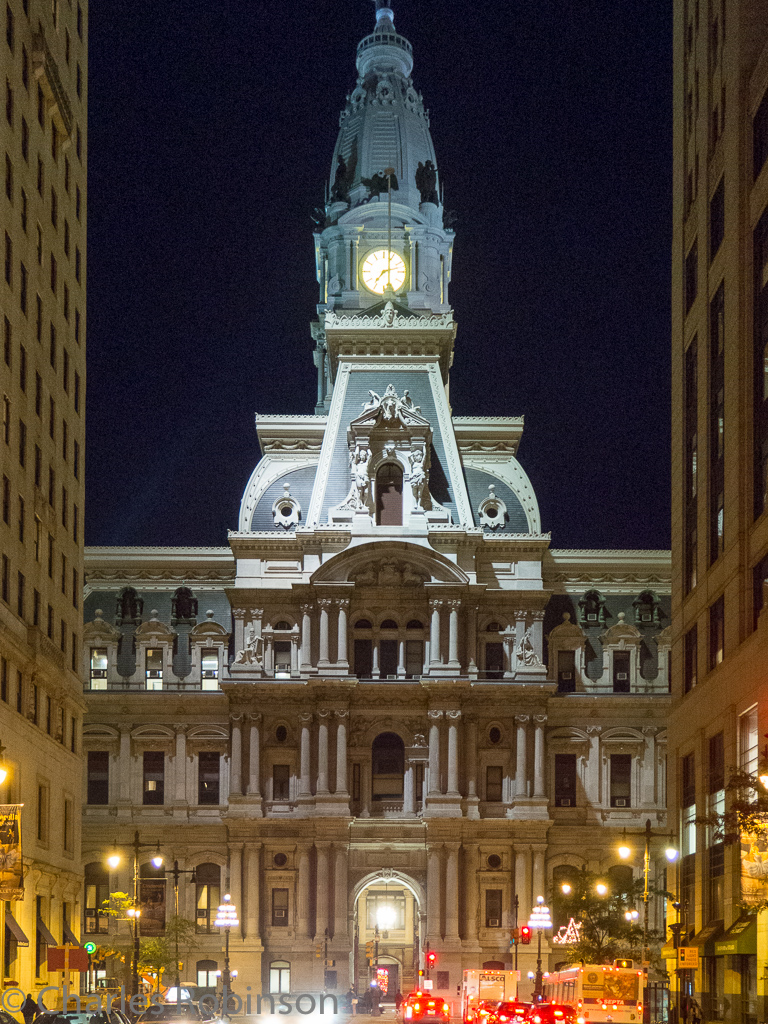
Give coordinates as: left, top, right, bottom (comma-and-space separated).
403, 761, 415, 815
299, 712, 313, 796
333, 843, 348, 939
232, 608, 246, 662
515, 846, 531, 924
531, 610, 545, 665
248, 713, 261, 797
300, 603, 313, 674
533, 714, 547, 799
317, 709, 331, 794
174, 729, 187, 803
426, 845, 442, 939
290, 629, 300, 677
447, 599, 461, 670
397, 638, 406, 678
467, 604, 478, 678
263, 628, 274, 676
464, 844, 479, 943
445, 844, 460, 939
297, 844, 311, 938
318, 598, 332, 669
503, 629, 514, 678
586, 726, 602, 805
641, 726, 657, 806
514, 613, 527, 674
515, 715, 529, 799
446, 710, 461, 796
427, 710, 443, 795
466, 717, 479, 817
118, 727, 131, 802
336, 598, 349, 670
532, 847, 546, 904
335, 711, 348, 794
228, 843, 243, 932
429, 599, 442, 667
245, 843, 261, 939
372, 631, 380, 679
230, 714, 243, 798
316, 843, 330, 939
360, 761, 371, 818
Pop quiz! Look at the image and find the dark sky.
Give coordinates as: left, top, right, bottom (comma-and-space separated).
86, 0, 672, 550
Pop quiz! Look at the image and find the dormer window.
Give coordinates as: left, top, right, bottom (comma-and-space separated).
89, 648, 107, 690
145, 648, 163, 690
633, 590, 661, 626
201, 650, 218, 689
579, 590, 606, 627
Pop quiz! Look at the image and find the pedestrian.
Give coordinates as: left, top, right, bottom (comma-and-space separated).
395, 992, 403, 1012
690, 999, 702, 1024
21, 994, 38, 1024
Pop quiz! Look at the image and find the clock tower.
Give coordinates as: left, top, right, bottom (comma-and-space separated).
312, 1, 455, 411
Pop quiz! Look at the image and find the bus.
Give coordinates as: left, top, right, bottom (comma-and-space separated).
543, 964, 644, 1024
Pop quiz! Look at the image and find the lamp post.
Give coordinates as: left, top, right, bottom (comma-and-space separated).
166, 860, 197, 999
618, 819, 678, 967
214, 893, 239, 1011
107, 831, 164, 999
528, 896, 552, 1003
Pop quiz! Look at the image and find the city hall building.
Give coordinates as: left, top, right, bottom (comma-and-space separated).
80, 3, 672, 1002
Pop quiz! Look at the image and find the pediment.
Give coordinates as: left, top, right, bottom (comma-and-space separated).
83, 615, 121, 642
310, 541, 469, 585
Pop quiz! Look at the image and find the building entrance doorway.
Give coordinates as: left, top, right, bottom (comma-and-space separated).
354, 875, 421, 998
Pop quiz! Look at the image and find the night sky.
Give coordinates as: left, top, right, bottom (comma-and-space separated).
85, 0, 672, 551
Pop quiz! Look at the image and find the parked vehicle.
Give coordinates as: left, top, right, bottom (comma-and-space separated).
462, 970, 519, 1024
525, 1004, 577, 1024
402, 991, 452, 1023
488, 1001, 531, 1024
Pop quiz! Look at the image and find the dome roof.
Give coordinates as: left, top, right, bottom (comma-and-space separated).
329, 4, 440, 216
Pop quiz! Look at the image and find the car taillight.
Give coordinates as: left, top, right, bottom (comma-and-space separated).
443, 1005, 450, 1014
555, 1013, 564, 1018
414, 1004, 421, 1013
534, 1016, 542, 1022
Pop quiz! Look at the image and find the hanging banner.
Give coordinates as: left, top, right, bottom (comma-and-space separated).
0, 805, 23, 900
740, 832, 768, 906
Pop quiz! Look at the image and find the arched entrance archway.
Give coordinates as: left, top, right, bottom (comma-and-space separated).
376, 463, 403, 525
352, 872, 423, 998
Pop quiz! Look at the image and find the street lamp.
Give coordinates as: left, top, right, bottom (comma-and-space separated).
105, 831, 164, 998
528, 896, 552, 1002
214, 893, 239, 1006
618, 818, 678, 967
166, 860, 197, 1000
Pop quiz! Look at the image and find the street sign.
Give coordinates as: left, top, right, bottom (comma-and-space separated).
83, 942, 96, 954
678, 947, 699, 969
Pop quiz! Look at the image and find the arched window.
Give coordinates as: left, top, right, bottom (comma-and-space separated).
608, 863, 635, 898
355, 619, 372, 629
172, 587, 197, 621
269, 960, 291, 995
379, 619, 398, 677
84, 863, 110, 934
579, 590, 605, 626
139, 861, 166, 936
486, 622, 502, 632
552, 864, 580, 929
633, 590, 660, 626
354, 617, 373, 678
195, 863, 221, 933
371, 733, 405, 801
380, 619, 398, 630
273, 620, 291, 631
406, 620, 423, 630
116, 587, 143, 624
482, 960, 505, 970
196, 959, 218, 992
376, 463, 403, 526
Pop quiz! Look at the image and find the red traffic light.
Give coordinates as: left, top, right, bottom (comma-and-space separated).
520, 926, 532, 945
426, 951, 438, 968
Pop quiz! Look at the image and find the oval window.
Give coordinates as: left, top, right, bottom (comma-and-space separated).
273, 853, 287, 867
487, 854, 502, 869
489, 726, 502, 744
275, 725, 288, 742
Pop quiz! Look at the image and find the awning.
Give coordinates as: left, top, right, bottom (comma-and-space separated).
689, 920, 724, 956
62, 921, 81, 947
715, 916, 757, 955
37, 917, 57, 947
5, 910, 30, 946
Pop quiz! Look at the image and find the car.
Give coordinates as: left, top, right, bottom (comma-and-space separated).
489, 1001, 532, 1024
402, 991, 452, 1023
136, 1004, 221, 1024
35, 1013, 130, 1024
467, 1000, 500, 1024
525, 1003, 577, 1024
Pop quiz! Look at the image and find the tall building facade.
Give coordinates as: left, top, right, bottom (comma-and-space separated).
81, 4, 672, 1004
0, 0, 87, 997
670, 0, 768, 1019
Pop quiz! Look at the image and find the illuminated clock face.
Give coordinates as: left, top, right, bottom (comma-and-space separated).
361, 250, 407, 294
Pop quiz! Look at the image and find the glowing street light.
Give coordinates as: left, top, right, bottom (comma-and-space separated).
528, 896, 552, 1002
214, 893, 240, 1005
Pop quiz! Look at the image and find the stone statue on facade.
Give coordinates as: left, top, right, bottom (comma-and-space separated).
339, 444, 372, 511
409, 447, 427, 509
516, 625, 541, 667
415, 160, 438, 204
234, 625, 264, 668
330, 155, 349, 203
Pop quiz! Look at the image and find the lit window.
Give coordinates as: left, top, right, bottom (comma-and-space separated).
145, 648, 163, 690
89, 648, 107, 690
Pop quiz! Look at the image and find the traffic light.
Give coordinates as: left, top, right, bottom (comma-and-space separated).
520, 925, 532, 945
316, 944, 323, 958
365, 940, 376, 964
426, 950, 438, 970
510, 927, 520, 946
83, 942, 96, 955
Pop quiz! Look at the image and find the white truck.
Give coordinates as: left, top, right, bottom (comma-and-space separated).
461, 970, 519, 1024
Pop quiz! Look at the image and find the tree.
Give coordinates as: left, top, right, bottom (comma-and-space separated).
698, 766, 768, 912
550, 869, 669, 969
